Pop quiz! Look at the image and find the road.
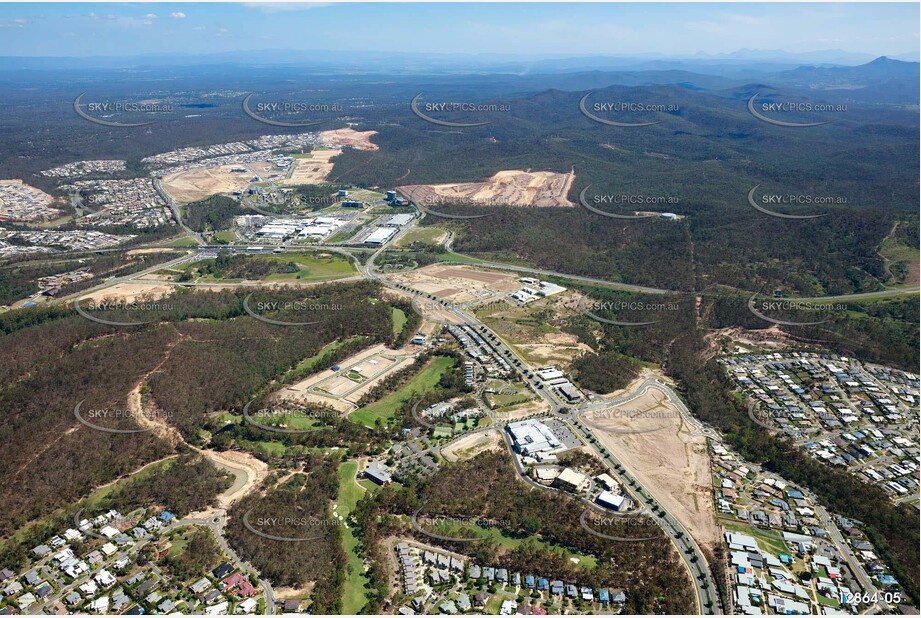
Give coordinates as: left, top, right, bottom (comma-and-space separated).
361, 227, 722, 614
34, 193, 913, 615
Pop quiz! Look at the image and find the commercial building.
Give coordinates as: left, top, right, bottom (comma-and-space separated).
364, 226, 397, 246
595, 490, 627, 511
507, 419, 561, 456
385, 213, 415, 227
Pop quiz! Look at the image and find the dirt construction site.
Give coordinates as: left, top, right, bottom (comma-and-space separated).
281, 148, 342, 185
399, 169, 575, 208
582, 383, 721, 552
319, 128, 379, 151
383, 264, 521, 305
161, 162, 284, 203
278, 343, 417, 413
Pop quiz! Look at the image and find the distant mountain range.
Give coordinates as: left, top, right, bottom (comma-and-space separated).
0, 48, 917, 74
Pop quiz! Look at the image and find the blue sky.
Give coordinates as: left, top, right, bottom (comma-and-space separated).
0, 3, 917, 58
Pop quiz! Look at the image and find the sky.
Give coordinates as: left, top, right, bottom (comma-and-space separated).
0, 2, 917, 59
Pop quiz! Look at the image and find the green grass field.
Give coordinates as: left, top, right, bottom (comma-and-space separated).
179, 253, 357, 282
336, 461, 371, 614
391, 307, 408, 336
395, 227, 445, 248
213, 230, 238, 243
167, 236, 200, 247
348, 356, 455, 428
722, 521, 789, 556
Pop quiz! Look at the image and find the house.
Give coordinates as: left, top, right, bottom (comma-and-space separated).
158, 599, 177, 613
34, 583, 51, 599
160, 511, 176, 523
474, 592, 489, 607
31, 545, 51, 558
191, 578, 212, 594
222, 572, 247, 590
64, 591, 82, 605
237, 598, 258, 614
550, 580, 564, 595
598, 589, 610, 604
17, 592, 37, 609
89, 596, 109, 613
282, 599, 301, 613
565, 584, 578, 598
537, 578, 549, 591
525, 575, 535, 589
3, 581, 23, 596
456, 593, 471, 611
212, 562, 234, 579
611, 591, 626, 604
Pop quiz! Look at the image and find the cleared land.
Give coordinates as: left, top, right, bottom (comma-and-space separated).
80, 282, 173, 303
348, 355, 455, 428
320, 128, 379, 151
399, 169, 575, 208
583, 385, 720, 552
393, 227, 448, 248
477, 294, 592, 369
441, 429, 502, 463
282, 148, 342, 185
280, 343, 417, 413
161, 163, 271, 203
383, 263, 520, 306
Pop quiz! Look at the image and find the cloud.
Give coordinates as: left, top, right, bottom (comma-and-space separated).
243, 2, 331, 13
170, 12, 186, 19
0, 18, 31, 28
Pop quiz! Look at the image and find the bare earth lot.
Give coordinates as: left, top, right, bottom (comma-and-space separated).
161, 163, 263, 203
441, 429, 502, 462
584, 385, 720, 552
320, 128, 379, 151
282, 149, 342, 185
399, 169, 575, 208
279, 343, 417, 413
383, 264, 521, 306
